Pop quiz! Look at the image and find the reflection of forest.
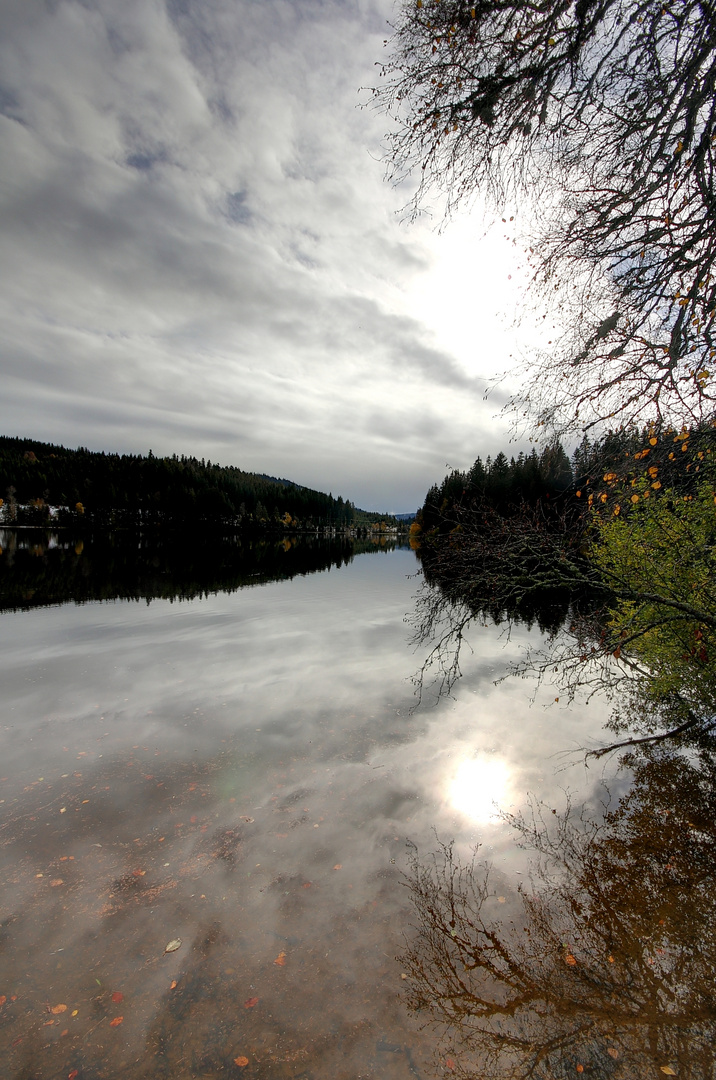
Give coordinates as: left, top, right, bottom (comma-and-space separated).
0, 529, 401, 610
402, 745, 716, 1079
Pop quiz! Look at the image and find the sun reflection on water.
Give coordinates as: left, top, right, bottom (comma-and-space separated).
449, 756, 512, 823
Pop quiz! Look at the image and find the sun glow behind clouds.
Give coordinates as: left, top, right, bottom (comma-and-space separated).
449, 756, 512, 823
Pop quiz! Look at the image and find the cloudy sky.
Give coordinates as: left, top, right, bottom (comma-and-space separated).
0, 0, 538, 512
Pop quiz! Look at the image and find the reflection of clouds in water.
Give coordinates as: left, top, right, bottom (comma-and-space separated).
449, 756, 511, 823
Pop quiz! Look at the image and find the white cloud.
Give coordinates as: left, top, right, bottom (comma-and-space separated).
0, 0, 525, 512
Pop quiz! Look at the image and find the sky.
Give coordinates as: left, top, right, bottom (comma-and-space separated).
0, 0, 539, 513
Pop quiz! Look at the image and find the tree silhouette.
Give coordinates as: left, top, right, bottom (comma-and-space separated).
373, 0, 716, 433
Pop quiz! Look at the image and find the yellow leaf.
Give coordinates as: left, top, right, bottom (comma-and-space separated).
660, 1069, 677, 1076
631, 494, 640, 503
548, 37, 556, 45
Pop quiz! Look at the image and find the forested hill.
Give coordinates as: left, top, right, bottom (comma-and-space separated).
0, 437, 360, 528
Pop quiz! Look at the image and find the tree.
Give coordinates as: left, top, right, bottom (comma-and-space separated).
373, 0, 716, 434
410, 425, 716, 748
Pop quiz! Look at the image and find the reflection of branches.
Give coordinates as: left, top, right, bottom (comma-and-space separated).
410, 493, 716, 749
401, 749, 716, 1079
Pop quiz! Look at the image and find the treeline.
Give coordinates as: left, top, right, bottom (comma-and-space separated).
416, 425, 713, 537
0, 437, 372, 529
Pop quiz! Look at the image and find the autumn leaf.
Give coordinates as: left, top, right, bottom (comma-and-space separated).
445, 1058, 456, 1071
234, 1056, 250, 1068
576, 1065, 584, 1073
564, 954, 577, 966
170, 980, 177, 990
68, 1071, 79, 1080
164, 939, 182, 954
109, 1016, 123, 1027
274, 952, 286, 966
660, 1069, 677, 1076
333, 864, 342, 870
244, 997, 259, 1009
50, 879, 64, 887
111, 991, 123, 1004
0, 995, 6, 1007
607, 1048, 619, 1059
51, 1004, 68, 1014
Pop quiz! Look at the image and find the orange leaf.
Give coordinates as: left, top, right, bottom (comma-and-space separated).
274, 952, 286, 966
51, 1004, 68, 1014
50, 879, 64, 887
234, 1056, 249, 1068
565, 954, 577, 966
170, 980, 177, 990
69, 1071, 79, 1080
576, 1066, 584, 1073
109, 1016, 123, 1027
0, 995, 6, 1006
244, 997, 259, 1009
607, 1048, 619, 1059
446, 1058, 456, 1071
333, 864, 342, 870
111, 991, 123, 1004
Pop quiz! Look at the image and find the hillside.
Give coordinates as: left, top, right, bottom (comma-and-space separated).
0, 437, 364, 529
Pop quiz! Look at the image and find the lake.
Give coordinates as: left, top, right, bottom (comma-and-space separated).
1, 532, 711, 1079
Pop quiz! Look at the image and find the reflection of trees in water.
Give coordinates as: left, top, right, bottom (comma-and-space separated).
409, 570, 596, 706
402, 748, 716, 1079
0, 530, 401, 610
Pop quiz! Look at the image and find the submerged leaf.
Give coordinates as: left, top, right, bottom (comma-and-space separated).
164, 939, 182, 954
234, 1056, 249, 1067
109, 1016, 123, 1027
244, 997, 259, 1009
274, 951, 287, 966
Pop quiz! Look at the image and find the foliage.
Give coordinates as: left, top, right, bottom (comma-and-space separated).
410, 424, 716, 746
587, 472, 716, 735
0, 436, 359, 529
373, 0, 716, 433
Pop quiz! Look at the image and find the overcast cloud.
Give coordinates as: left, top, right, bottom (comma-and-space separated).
0, 0, 531, 512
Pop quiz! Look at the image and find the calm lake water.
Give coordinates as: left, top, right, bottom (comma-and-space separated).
1, 533, 709, 1079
